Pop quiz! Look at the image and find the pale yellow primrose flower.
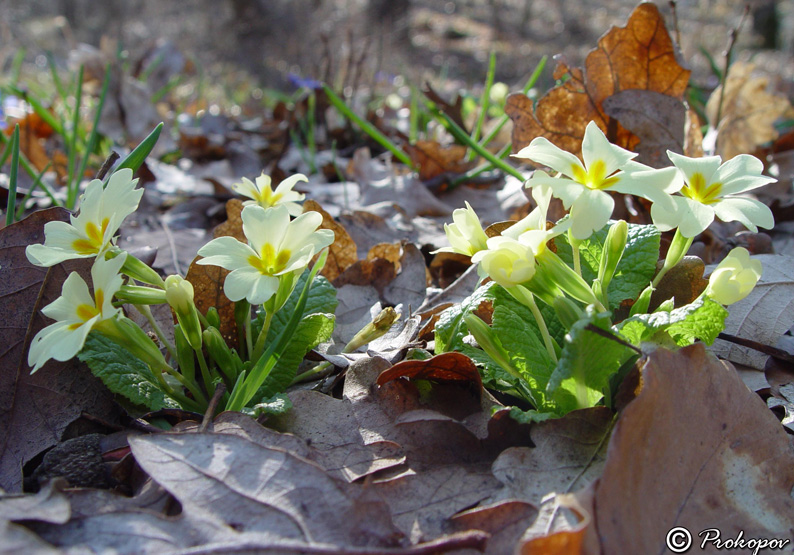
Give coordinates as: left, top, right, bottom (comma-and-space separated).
232, 172, 306, 216
502, 185, 571, 254
471, 236, 537, 288
704, 247, 762, 305
651, 151, 775, 238
516, 121, 680, 240
435, 201, 489, 256
28, 253, 127, 373
26, 169, 142, 267
196, 204, 334, 304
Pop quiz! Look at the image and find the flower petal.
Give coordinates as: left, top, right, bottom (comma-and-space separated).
715, 154, 775, 195
232, 177, 260, 202
197, 236, 259, 271
667, 151, 721, 184
243, 204, 289, 254
515, 137, 585, 178
224, 268, 279, 304
581, 121, 636, 176
713, 196, 774, 233
569, 189, 613, 239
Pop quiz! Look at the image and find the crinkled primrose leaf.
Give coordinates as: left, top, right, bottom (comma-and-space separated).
548, 310, 636, 414
554, 221, 660, 308
79, 332, 179, 411
617, 297, 728, 348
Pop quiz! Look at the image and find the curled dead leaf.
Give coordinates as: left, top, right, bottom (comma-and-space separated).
507, 2, 690, 157
376, 352, 482, 392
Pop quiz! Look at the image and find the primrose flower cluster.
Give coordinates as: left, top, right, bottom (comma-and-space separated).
26, 169, 333, 413
437, 122, 772, 418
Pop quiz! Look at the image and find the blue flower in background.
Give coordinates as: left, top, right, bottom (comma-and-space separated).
288, 73, 323, 91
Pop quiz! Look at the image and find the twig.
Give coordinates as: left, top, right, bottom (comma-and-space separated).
95, 151, 120, 180
717, 332, 794, 364
199, 383, 226, 432
669, 1, 682, 51
714, 5, 750, 128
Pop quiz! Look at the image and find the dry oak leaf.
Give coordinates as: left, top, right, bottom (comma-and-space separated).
303, 199, 357, 282
404, 140, 475, 184
0, 209, 119, 492
506, 2, 690, 158
377, 352, 482, 392
706, 62, 794, 160
591, 344, 794, 553
185, 199, 245, 347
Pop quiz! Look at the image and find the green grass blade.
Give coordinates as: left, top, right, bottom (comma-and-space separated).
71, 63, 111, 207
468, 52, 496, 161
67, 65, 85, 194
10, 50, 25, 86
114, 122, 164, 176
16, 162, 52, 220
426, 102, 524, 182
478, 55, 547, 150
6, 125, 20, 226
323, 84, 415, 169
46, 52, 68, 101
5, 84, 64, 137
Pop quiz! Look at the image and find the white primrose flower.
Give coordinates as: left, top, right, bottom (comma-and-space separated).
232, 172, 307, 216
435, 201, 489, 256
26, 169, 142, 267
471, 236, 537, 289
651, 151, 775, 238
502, 185, 571, 254
704, 247, 763, 305
516, 121, 680, 240
196, 204, 334, 305
28, 253, 127, 373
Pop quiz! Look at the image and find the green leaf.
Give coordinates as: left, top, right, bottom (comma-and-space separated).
508, 406, 560, 424
254, 272, 338, 340
548, 310, 634, 414
243, 393, 293, 418
491, 302, 556, 410
618, 297, 728, 347
113, 122, 163, 176
79, 333, 178, 411
555, 222, 660, 306
253, 312, 335, 403
434, 281, 498, 353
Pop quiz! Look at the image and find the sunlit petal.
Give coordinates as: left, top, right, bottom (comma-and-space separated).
515, 137, 584, 177
713, 197, 774, 233
197, 236, 259, 271
224, 268, 279, 304
581, 121, 636, 176
569, 189, 613, 239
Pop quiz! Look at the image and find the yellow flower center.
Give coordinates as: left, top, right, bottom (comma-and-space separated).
681, 172, 722, 205
571, 160, 619, 190
256, 187, 282, 207
72, 218, 111, 254
248, 243, 292, 274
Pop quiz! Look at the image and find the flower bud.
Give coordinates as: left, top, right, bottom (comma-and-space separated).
115, 284, 167, 305
94, 315, 170, 373
537, 250, 602, 309
174, 324, 196, 383
206, 307, 221, 330
463, 313, 519, 380
705, 247, 762, 305
436, 202, 489, 256
599, 220, 628, 290
471, 236, 536, 288
165, 275, 202, 350
344, 307, 400, 353
203, 326, 242, 383
118, 252, 165, 287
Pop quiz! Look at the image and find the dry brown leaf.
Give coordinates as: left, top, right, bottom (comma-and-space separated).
706, 62, 794, 160
404, 140, 474, 183
377, 352, 483, 392
602, 89, 685, 167
0, 209, 119, 492
211, 198, 245, 241
506, 2, 690, 157
303, 199, 357, 281
593, 344, 794, 553
649, 255, 709, 310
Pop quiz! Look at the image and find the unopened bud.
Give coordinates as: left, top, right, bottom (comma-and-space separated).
165, 275, 202, 350
599, 220, 628, 290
